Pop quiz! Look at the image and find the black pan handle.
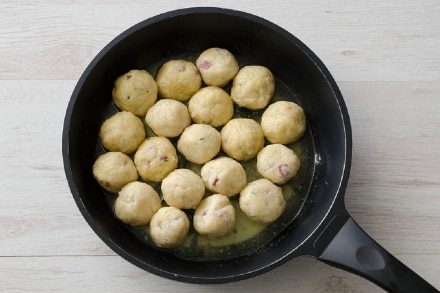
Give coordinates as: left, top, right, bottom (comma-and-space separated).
313, 214, 438, 292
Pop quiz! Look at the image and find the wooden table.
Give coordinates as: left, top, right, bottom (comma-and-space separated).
1, 1, 439, 292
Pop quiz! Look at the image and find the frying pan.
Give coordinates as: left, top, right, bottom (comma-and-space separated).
62, 7, 437, 292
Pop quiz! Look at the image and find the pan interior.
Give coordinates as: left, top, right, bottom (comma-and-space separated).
96, 56, 316, 260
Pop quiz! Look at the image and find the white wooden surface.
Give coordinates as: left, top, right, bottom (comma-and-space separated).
1, 1, 439, 292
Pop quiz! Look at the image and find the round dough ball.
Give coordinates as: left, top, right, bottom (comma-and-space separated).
92, 152, 138, 193
188, 86, 234, 127
261, 101, 306, 144
221, 118, 265, 161
257, 144, 301, 184
149, 207, 190, 249
112, 69, 158, 116
193, 194, 235, 238
145, 99, 191, 138
114, 181, 162, 227
230, 65, 275, 110
239, 179, 286, 224
161, 169, 205, 209
196, 47, 239, 87
177, 124, 221, 164
201, 157, 247, 197
155, 60, 202, 101
99, 111, 146, 154
134, 137, 178, 182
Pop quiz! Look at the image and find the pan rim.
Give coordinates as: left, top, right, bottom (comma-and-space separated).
62, 6, 352, 283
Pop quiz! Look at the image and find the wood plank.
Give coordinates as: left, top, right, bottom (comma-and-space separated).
342, 81, 440, 256
0, 1, 439, 81
0, 80, 112, 256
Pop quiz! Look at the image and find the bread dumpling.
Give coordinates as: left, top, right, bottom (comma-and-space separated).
177, 124, 221, 164
145, 99, 191, 138
112, 69, 158, 116
257, 144, 300, 184
100, 111, 145, 154
188, 86, 234, 127
149, 207, 190, 248
193, 194, 235, 238
201, 157, 247, 197
134, 137, 178, 182
196, 47, 239, 87
161, 169, 205, 209
155, 60, 202, 102
260, 101, 306, 144
114, 181, 162, 226
239, 179, 286, 224
230, 65, 275, 110
221, 118, 264, 161
92, 152, 138, 193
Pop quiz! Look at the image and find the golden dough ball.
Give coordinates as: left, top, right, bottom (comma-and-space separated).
114, 181, 162, 227
177, 124, 221, 164
112, 69, 158, 116
193, 194, 235, 238
257, 144, 300, 184
188, 86, 234, 127
261, 101, 306, 144
92, 152, 138, 193
201, 157, 247, 197
221, 118, 265, 161
155, 60, 202, 101
239, 179, 286, 224
145, 99, 191, 138
230, 65, 275, 110
134, 137, 178, 182
149, 207, 190, 249
161, 169, 205, 209
99, 111, 146, 154
196, 47, 239, 87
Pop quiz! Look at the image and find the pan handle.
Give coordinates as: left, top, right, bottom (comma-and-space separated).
313, 214, 438, 292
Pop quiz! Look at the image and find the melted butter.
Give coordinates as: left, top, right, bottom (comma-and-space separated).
197, 200, 267, 247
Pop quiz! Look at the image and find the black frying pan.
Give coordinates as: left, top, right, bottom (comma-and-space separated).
62, 7, 437, 292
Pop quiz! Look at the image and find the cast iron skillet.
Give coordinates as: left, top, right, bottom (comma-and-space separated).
62, 7, 437, 292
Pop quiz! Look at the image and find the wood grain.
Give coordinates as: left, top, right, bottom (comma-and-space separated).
1, 0, 439, 292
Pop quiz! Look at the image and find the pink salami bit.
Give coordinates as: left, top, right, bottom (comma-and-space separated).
212, 176, 220, 186
278, 164, 290, 178
160, 156, 168, 162
199, 60, 213, 70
